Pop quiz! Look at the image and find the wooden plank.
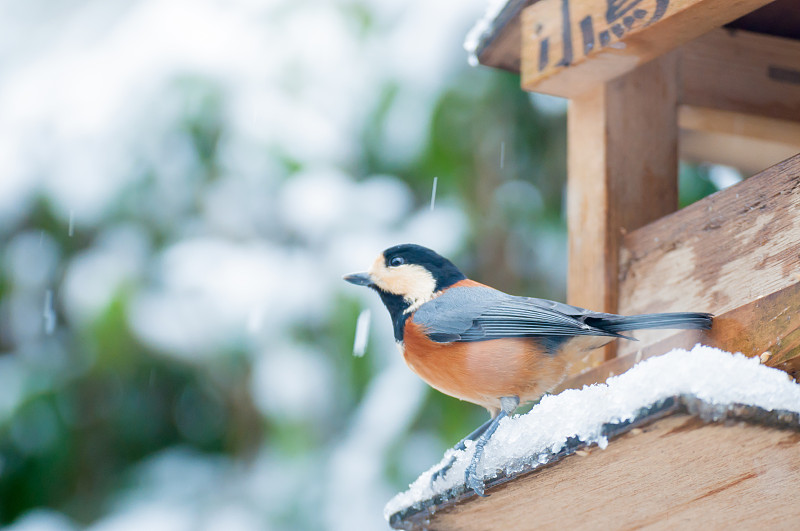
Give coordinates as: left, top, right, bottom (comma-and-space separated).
679, 106, 800, 147
556, 281, 800, 393
520, 0, 774, 98
567, 52, 678, 367
680, 29, 800, 123
414, 413, 800, 530
615, 153, 800, 352
678, 106, 800, 175
680, 129, 800, 176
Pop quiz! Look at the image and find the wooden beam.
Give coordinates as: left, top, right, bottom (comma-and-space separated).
678, 106, 800, 175
614, 153, 800, 353
567, 52, 678, 366
521, 0, 774, 98
399, 413, 800, 530
680, 130, 800, 176
679, 106, 800, 147
556, 281, 800, 393
680, 29, 800, 122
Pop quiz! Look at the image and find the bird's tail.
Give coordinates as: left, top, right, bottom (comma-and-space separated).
590, 312, 713, 333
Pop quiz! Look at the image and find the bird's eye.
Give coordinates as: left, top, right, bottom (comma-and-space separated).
390, 256, 405, 267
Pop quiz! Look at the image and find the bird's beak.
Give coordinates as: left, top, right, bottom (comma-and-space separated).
343, 272, 373, 287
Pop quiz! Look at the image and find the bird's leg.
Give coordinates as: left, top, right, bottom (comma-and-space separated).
464, 396, 519, 497
429, 416, 495, 484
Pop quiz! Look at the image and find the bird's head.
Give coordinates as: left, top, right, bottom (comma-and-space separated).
343, 244, 465, 311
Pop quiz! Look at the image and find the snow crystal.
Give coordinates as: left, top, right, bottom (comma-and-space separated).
384, 345, 800, 520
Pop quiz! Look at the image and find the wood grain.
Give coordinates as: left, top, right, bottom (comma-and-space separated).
679, 106, 800, 147
567, 52, 678, 366
680, 29, 800, 123
411, 413, 800, 531
556, 281, 800, 393
679, 130, 800, 177
678, 105, 800, 175
615, 153, 800, 351
520, 0, 774, 97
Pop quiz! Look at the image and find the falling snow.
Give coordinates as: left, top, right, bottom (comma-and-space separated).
43, 289, 56, 335
353, 309, 371, 358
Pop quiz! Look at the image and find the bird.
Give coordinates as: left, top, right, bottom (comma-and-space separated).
343, 243, 712, 496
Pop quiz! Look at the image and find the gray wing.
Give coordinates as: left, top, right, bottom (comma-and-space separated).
523, 297, 621, 321
413, 286, 623, 343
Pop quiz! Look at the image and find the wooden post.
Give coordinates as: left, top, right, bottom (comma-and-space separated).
567, 52, 679, 364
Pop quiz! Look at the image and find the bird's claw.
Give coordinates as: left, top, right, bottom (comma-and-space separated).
429, 455, 456, 485
430, 451, 489, 496
464, 463, 487, 497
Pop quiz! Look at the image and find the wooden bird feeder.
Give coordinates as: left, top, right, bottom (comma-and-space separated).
388, 0, 800, 528
477, 0, 800, 391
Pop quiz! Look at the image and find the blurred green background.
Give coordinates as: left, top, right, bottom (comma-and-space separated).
0, 1, 739, 529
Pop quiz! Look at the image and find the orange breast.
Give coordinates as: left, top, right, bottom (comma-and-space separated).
402, 320, 570, 413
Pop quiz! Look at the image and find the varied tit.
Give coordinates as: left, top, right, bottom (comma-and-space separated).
344, 244, 712, 496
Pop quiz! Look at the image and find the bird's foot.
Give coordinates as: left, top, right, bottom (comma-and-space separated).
429, 454, 456, 485
464, 458, 487, 497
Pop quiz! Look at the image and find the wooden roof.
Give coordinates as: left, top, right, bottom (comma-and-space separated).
388, 395, 800, 530
472, 0, 800, 75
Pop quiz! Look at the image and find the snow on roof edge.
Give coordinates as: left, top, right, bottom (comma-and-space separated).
385, 345, 800, 523
464, 0, 529, 66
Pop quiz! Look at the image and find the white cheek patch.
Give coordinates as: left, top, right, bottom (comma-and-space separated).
368, 255, 438, 311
